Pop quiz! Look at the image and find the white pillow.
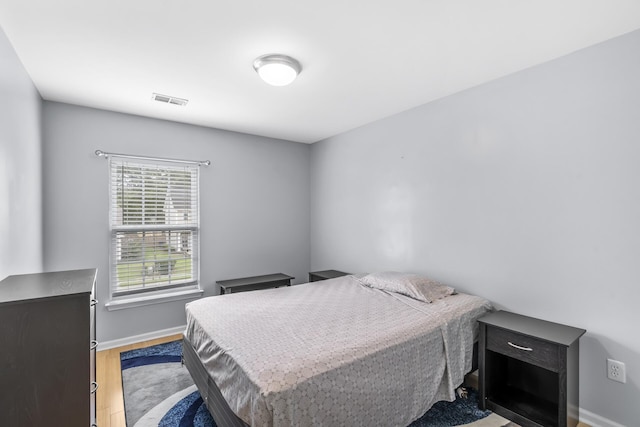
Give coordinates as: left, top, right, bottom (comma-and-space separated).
359, 271, 455, 303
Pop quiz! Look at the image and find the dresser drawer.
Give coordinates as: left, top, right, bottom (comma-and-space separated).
486, 326, 559, 372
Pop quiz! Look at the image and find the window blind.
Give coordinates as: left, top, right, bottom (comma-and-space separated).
109, 158, 200, 297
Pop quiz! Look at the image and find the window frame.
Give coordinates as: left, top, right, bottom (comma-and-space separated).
105, 157, 203, 310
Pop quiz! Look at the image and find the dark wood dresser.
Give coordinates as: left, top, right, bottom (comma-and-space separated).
0, 268, 98, 427
478, 311, 586, 427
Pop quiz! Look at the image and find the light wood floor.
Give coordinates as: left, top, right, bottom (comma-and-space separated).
97, 334, 590, 427
96, 333, 183, 427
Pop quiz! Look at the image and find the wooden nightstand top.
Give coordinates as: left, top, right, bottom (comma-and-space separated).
309, 270, 349, 280
217, 273, 294, 294
479, 311, 586, 347
216, 273, 293, 288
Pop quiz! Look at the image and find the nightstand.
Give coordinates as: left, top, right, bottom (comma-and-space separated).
308, 270, 349, 282
478, 311, 586, 427
217, 273, 294, 294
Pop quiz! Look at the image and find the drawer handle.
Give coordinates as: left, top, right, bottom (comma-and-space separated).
90, 340, 99, 351
508, 341, 533, 351
90, 382, 99, 394
91, 298, 98, 307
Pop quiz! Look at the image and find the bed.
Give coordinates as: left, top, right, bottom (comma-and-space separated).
183, 272, 492, 427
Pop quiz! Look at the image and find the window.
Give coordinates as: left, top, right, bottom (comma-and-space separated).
107, 158, 201, 306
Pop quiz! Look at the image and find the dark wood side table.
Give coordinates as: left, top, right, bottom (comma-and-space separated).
478, 311, 586, 427
308, 270, 350, 282
217, 273, 294, 294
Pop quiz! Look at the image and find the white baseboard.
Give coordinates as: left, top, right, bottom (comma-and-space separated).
97, 325, 186, 351
580, 407, 626, 427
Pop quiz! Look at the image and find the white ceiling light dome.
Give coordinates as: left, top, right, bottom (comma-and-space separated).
253, 54, 302, 86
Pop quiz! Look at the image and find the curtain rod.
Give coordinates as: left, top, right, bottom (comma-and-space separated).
95, 150, 210, 166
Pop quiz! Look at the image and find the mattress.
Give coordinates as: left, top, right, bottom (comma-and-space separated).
184, 275, 492, 427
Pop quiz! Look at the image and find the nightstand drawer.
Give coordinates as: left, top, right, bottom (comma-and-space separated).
487, 326, 559, 372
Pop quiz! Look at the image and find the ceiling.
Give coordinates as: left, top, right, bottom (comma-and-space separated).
1, 1, 640, 144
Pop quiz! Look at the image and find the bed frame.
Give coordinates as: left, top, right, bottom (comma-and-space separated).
182, 336, 479, 427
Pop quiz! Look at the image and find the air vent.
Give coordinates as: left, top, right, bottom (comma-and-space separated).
152, 93, 188, 106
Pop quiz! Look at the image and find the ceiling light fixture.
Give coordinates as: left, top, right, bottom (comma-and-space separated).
253, 54, 301, 86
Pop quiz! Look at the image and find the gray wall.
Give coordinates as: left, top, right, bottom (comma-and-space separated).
0, 27, 42, 280
310, 30, 640, 425
42, 102, 310, 343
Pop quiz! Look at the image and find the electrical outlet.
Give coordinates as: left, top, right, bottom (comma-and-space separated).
607, 359, 626, 383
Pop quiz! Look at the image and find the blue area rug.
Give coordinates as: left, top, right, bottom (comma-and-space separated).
121, 340, 492, 427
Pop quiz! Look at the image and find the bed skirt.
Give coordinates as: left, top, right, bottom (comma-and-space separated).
182, 335, 479, 427
182, 336, 248, 427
